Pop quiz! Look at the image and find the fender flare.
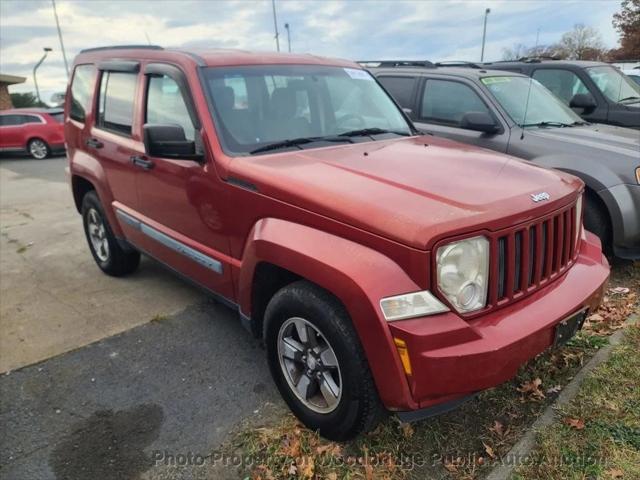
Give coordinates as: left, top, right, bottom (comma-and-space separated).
70, 153, 123, 237
531, 154, 620, 193
238, 218, 422, 410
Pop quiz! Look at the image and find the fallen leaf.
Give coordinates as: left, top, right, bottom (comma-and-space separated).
546, 385, 562, 394
606, 468, 624, 478
489, 420, 505, 437
400, 422, 414, 438
443, 461, 458, 473
517, 378, 545, 400
326, 473, 338, 480
287, 464, 297, 475
364, 463, 374, 480
483, 442, 497, 459
297, 456, 314, 479
563, 417, 586, 430
609, 287, 630, 295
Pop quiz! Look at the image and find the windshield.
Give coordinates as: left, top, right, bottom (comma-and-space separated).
481, 76, 584, 127
586, 66, 640, 103
202, 65, 412, 155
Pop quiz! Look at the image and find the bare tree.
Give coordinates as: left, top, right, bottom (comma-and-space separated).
610, 0, 640, 59
557, 23, 607, 60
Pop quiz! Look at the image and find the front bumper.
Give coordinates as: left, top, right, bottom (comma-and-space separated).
600, 183, 640, 259
388, 230, 609, 410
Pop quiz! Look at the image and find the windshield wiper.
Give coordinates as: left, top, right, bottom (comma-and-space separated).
521, 121, 575, 128
619, 96, 640, 103
338, 127, 411, 138
249, 135, 354, 155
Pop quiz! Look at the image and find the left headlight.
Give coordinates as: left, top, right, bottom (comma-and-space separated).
436, 236, 490, 313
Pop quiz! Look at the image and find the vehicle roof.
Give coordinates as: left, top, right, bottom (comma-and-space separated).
483, 59, 607, 68
74, 45, 359, 69
367, 65, 528, 80
0, 108, 63, 115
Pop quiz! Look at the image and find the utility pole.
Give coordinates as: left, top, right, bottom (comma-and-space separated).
271, 0, 280, 52
33, 48, 53, 105
51, 0, 69, 78
284, 23, 291, 52
480, 8, 491, 62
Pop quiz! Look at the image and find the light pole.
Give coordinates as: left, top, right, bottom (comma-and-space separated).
33, 47, 52, 105
51, 0, 69, 78
480, 8, 491, 62
271, 0, 280, 52
284, 23, 291, 52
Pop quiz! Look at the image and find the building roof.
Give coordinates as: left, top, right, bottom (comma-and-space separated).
0, 73, 26, 85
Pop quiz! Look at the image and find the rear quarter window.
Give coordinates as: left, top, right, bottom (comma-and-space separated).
70, 64, 97, 122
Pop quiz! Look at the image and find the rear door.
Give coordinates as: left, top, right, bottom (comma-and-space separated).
91, 61, 142, 216
0, 114, 24, 149
376, 75, 418, 117
131, 63, 234, 300
414, 76, 510, 152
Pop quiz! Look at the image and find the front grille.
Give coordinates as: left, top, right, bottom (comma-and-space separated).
487, 201, 580, 309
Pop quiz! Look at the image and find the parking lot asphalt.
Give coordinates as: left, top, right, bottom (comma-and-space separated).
0, 155, 281, 479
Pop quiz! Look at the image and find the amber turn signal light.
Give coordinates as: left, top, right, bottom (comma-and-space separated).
394, 338, 413, 376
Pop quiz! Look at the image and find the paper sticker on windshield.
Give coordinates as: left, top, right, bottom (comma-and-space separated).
481, 76, 512, 85
344, 68, 374, 81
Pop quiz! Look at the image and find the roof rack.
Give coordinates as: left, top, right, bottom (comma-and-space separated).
358, 60, 435, 68
80, 45, 164, 54
435, 61, 482, 69
517, 56, 560, 63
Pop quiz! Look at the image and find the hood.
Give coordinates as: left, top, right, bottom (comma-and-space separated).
230, 136, 582, 250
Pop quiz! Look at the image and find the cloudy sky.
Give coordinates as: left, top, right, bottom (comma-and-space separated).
0, 0, 621, 104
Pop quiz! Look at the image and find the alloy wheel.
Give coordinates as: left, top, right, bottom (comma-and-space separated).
87, 208, 110, 262
277, 317, 342, 413
29, 140, 48, 159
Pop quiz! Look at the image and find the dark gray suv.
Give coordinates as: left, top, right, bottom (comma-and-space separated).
367, 62, 640, 259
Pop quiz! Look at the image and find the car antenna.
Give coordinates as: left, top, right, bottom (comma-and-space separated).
520, 77, 534, 140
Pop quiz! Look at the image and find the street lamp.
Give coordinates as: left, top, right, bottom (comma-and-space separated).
480, 8, 491, 62
33, 47, 52, 105
284, 23, 291, 52
271, 0, 280, 52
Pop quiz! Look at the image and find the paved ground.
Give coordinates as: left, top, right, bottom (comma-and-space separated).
0, 155, 280, 479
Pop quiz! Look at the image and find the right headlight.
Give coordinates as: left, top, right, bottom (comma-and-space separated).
436, 236, 489, 313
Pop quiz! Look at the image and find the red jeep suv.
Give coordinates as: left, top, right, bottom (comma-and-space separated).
65, 46, 609, 440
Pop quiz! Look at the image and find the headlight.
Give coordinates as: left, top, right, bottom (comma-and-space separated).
380, 291, 448, 321
437, 236, 489, 313
574, 194, 583, 248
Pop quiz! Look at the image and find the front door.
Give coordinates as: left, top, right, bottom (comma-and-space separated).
132, 65, 235, 301
414, 77, 510, 153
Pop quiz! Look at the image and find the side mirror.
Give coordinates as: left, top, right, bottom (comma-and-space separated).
143, 124, 203, 160
569, 93, 596, 111
460, 111, 499, 134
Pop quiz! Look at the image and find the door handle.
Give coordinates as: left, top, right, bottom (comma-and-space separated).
130, 155, 154, 170
86, 138, 103, 149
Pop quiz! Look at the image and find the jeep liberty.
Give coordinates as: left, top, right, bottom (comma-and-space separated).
65, 46, 609, 440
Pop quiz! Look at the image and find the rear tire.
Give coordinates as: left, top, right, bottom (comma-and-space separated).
584, 192, 612, 255
27, 138, 50, 159
81, 190, 140, 276
264, 280, 385, 441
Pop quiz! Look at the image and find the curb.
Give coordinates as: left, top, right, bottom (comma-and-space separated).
485, 314, 638, 480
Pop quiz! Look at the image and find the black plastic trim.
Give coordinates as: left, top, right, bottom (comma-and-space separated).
396, 394, 475, 422
98, 60, 140, 73
81, 45, 163, 53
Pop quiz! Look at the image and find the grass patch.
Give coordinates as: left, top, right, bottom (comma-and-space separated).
513, 325, 640, 480
228, 263, 638, 480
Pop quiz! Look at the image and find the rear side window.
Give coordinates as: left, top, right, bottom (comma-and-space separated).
70, 64, 97, 122
377, 76, 416, 109
21, 115, 42, 124
0, 115, 23, 126
50, 113, 64, 123
420, 79, 491, 126
146, 75, 195, 141
532, 69, 589, 105
97, 72, 138, 136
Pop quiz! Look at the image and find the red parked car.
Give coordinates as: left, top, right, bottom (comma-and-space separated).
65, 46, 609, 440
0, 108, 65, 159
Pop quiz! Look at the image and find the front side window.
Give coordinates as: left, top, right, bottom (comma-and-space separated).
586, 66, 640, 104
202, 65, 411, 155
146, 75, 195, 141
531, 69, 589, 105
420, 79, 491, 125
70, 64, 97, 122
378, 76, 416, 109
97, 71, 137, 136
482, 75, 583, 127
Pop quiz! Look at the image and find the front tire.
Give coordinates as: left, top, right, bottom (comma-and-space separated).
264, 281, 385, 441
584, 192, 612, 255
27, 138, 50, 159
81, 190, 140, 276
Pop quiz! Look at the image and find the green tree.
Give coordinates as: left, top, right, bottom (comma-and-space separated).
10, 92, 47, 108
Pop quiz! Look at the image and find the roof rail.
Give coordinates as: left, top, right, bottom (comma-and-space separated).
516, 56, 561, 63
358, 60, 435, 68
80, 45, 164, 54
435, 61, 482, 69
